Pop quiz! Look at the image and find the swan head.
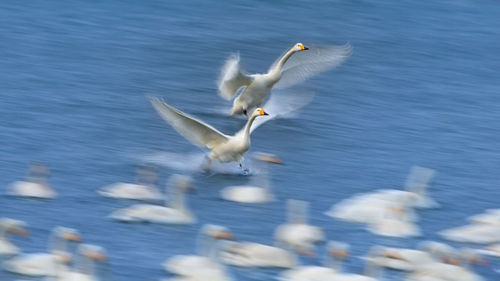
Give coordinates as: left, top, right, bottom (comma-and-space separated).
327, 241, 350, 260
251, 108, 269, 118
170, 174, 195, 192
202, 224, 234, 240
79, 244, 108, 262
54, 227, 83, 242
293, 43, 309, 52
0, 219, 29, 236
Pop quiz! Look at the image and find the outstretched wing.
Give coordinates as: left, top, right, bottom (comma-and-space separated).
217, 54, 254, 100
150, 97, 229, 149
274, 44, 352, 89
249, 89, 314, 134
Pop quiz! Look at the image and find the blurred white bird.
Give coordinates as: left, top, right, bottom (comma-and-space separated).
4, 227, 82, 277
274, 200, 325, 255
405, 248, 486, 281
98, 165, 162, 201
367, 203, 421, 238
0, 218, 29, 257
7, 163, 57, 199
218, 43, 351, 115
51, 244, 108, 281
279, 241, 349, 280
109, 175, 196, 224
220, 153, 281, 203
163, 224, 234, 278
150, 97, 268, 172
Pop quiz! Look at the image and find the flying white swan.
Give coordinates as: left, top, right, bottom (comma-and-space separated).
51, 244, 108, 281
3, 226, 82, 277
220, 153, 281, 203
110, 174, 195, 224
163, 224, 234, 278
0, 218, 29, 256
274, 200, 325, 254
7, 163, 57, 199
218, 42, 351, 115
279, 241, 349, 280
150, 97, 269, 171
98, 165, 162, 201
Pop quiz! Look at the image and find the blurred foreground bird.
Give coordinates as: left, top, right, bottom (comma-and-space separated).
218, 42, 351, 115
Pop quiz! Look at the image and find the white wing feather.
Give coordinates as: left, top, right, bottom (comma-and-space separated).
150, 97, 229, 149
217, 54, 254, 100
249, 89, 314, 134
274, 44, 352, 89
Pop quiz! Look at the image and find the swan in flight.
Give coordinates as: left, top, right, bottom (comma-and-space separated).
274, 200, 325, 254
367, 203, 421, 238
150, 97, 269, 171
7, 163, 57, 199
51, 244, 108, 281
98, 165, 162, 201
163, 224, 234, 278
279, 241, 349, 280
0, 218, 29, 256
3, 226, 82, 277
110, 174, 196, 224
220, 153, 281, 203
218, 42, 351, 115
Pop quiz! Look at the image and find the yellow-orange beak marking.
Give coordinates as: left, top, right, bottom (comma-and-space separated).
259, 109, 267, 115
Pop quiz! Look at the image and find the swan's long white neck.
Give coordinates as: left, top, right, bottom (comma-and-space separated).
78, 252, 97, 278
0, 224, 8, 241
268, 47, 297, 80
242, 113, 259, 142
364, 248, 382, 277
324, 252, 344, 272
197, 232, 215, 257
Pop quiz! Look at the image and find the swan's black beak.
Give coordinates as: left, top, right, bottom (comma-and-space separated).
303, 46, 309, 50
263, 112, 269, 115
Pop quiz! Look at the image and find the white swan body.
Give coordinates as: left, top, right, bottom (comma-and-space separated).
7, 164, 56, 199
366, 242, 454, 272
367, 204, 421, 238
164, 225, 233, 277
221, 241, 297, 268
150, 97, 268, 169
275, 200, 324, 253
3, 227, 82, 277
0, 219, 29, 256
110, 175, 195, 224
468, 209, 500, 226
405, 260, 484, 281
218, 43, 351, 115
98, 182, 162, 201
439, 223, 500, 244
98, 166, 161, 201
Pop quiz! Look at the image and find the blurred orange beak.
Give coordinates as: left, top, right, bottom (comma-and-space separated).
258, 154, 282, 164
10, 227, 29, 237
64, 233, 83, 242
212, 230, 234, 240
88, 251, 108, 262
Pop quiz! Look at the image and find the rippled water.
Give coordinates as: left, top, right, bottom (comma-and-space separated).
1, 0, 500, 280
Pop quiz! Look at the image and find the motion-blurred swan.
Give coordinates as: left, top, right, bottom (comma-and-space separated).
110, 175, 195, 224
0, 218, 29, 256
439, 223, 500, 244
150, 97, 268, 171
279, 241, 349, 280
325, 166, 436, 225
405, 248, 486, 281
367, 204, 421, 238
218, 43, 351, 115
163, 224, 234, 277
274, 200, 325, 254
329, 246, 384, 281
366, 241, 454, 272
52, 244, 108, 281
220, 153, 281, 203
7, 163, 57, 199
98, 165, 162, 201
4, 226, 82, 277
